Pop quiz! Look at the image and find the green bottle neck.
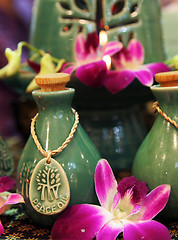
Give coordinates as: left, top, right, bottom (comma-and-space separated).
32, 88, 75, 118
151, 85, 178, 119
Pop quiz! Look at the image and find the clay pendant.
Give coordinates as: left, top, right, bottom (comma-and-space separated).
29, 158, 70, 215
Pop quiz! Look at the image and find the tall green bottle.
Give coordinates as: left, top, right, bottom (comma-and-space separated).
132, 71, 178, 220
16, 73, 100, 226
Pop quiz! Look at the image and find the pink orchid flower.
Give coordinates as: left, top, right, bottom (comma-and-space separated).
104, 39, 170, 94
62, 31, 123, 87
51, 159, 171, 240
0, 176, 24, 235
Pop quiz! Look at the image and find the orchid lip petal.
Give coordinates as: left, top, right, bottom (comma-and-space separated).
123, 220, 171, 240
95, 159, 118, 211
117, 176, 149, 204
51, 204, 114, 240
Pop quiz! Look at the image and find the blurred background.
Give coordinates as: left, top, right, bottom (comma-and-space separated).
0, 0, 177, 164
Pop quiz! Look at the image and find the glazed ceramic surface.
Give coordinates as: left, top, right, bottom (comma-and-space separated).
29, 0, 163, 172
16, 88, 100, 226
132, 85, 178, 220
0, 135, 13, 176
30, 0, 165, 63
80, 104, 146, 171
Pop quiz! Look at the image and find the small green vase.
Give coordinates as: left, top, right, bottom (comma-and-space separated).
132, 84, 178, 220
0, 135, 13, 176
16, 77, 100, 226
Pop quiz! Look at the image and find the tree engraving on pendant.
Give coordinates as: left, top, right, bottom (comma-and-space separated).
29, 158, 70, 215
36, 166, 61, 201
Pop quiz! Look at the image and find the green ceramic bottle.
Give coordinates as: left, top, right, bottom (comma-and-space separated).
0, 134, 13, 176
132, 71, 178, 220
16, 73, 100, 226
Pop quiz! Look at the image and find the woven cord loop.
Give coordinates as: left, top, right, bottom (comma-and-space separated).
153, 101, 178, 129
31, 109, 79, 164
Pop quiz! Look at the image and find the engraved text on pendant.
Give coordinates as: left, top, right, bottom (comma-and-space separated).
29, 158, 70, 215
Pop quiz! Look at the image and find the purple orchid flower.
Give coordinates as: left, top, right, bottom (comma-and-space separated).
104, 39, 171, 94
0, 176, 24, 235
51, 159, 171, 240
62, 31, 123, 87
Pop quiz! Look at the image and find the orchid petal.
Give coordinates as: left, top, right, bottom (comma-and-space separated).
76, 60, 107, 87
145, 62, 171, 76
75, 33, 87, 62
95, 159, 117, 211
0, 176, 15, 193
27, 60, 40, 73
123, 220, 171, 240
102, 41, 123, 57
0, 221, 4, 235
129, 204, 141, 216
0, 47, 21, 79
112, 192, 121, 211
26, 53, 57, 93
60, 62, 72, 72
55, 59, 66, 72
0, 193, 24, 215
51, 204, 114, 240
104, 70, 135, 94
134, 68, 154, 86
63, 65, 77, 75
111, 49, 131, 70
134, 185, 170, 221
128, 39, 144, 65
0, 195, 9, 215
75, 33, 98, 62
97, 219, 123, 240
1, 193, 24, 207
39, 53, 56, 74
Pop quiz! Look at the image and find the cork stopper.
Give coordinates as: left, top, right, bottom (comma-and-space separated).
155, 71, 178, 87
35, 73, 70, 92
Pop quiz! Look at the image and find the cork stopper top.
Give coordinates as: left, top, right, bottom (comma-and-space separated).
35, 73, 70, 92
155, 71, 178, 87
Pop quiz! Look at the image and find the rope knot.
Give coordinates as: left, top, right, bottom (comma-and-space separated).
46, 150, 52, 164
152, 101, 159, 113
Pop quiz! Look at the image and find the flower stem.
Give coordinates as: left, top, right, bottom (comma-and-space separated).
18, 41, 61, 64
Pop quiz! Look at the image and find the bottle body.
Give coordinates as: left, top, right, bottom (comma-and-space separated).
16, 88, 100, 226
132, 85, 178, 220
